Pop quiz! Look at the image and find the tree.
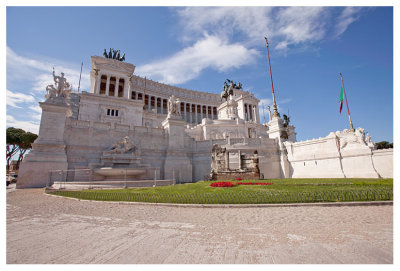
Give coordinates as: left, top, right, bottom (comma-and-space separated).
16, 131, 38, 167
375, 141, 393, 150
6, 127, 25, 171
6, 127, 38, 171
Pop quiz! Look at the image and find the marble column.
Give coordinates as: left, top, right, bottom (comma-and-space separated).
189, 104, 192, 123
115, 77, 120, 97
105, 75, 110, 96
95, 73, 101, 94
123, 77, 129, 99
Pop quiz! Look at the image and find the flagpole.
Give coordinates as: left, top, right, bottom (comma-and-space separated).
265, 37, 280, 118
339, 73, 355, 132
77, 62, 83, 93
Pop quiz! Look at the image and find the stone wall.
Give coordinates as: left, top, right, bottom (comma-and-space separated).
284, 130, 393, 179
371, 149, 393, 178
64, 120, 169, 177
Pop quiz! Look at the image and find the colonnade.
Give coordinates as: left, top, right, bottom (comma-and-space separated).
244, 103, 258, 122
94, 73, 257, 124
97, 74, 127, 98
131, 91, 217, 124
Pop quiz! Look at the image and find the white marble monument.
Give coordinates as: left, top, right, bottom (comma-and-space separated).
16, 52, 393, 188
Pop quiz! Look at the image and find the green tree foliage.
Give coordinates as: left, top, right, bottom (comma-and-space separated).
375, 141, 393, 149
17, 132, 38, 166
6, 127, 38, 171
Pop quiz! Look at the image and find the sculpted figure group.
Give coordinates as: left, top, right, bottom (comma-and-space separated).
167, 95, 181, 118
109, 136, 136, 154
221, 79, 242, 102
336, 127, 376, 150
45, 67, 72, 100
103, 48, 125, 62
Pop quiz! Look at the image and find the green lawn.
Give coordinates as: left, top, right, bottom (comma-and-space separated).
47, 178, 393, 204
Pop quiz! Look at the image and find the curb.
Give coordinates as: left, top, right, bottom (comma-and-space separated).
44, 192, 393, 208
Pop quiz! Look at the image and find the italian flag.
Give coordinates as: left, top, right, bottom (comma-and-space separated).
339, 86, 344, 114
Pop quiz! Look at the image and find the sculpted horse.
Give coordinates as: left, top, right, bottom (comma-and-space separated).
221, 81, 234, 102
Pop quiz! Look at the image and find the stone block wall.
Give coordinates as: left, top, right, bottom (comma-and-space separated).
284, 132, 393, 179
371, 149, 393, 178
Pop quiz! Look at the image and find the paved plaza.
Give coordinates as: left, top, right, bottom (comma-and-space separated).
7, 188, 393, 264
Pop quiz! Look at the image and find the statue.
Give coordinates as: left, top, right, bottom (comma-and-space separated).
103, 48, 126, 62
355, 127, 366, 145
109, 136, 136, 154
365, 133, 376, 149
336, 127, 368, 149
45, 85, 57, 99
45, 68, 72, 100
167, 95, 181, 118
220, 80, 234, 102
221, 79, 243, 102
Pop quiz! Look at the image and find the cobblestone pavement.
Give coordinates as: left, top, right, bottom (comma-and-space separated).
6, 189, 393, 264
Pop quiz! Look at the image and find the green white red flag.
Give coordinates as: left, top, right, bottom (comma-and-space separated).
339, 86, 344, 113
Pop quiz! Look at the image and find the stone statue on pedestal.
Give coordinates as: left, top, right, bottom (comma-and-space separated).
167, 95, 181, 118
45, 68, 72, 101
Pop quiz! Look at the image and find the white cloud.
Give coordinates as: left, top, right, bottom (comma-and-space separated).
29, 105, 42, 121
6, 89, 36, 108
6, 47, 91, 136
7, 47, 91, 93
334, 7, 363, 37
6, 115, 39, 134
275, 7, 327, 49
176, 7, 274, 45
176, 7, 324, 47
135, 7, 364, 86
175, 7, 364, 50
136, 35, 259, 84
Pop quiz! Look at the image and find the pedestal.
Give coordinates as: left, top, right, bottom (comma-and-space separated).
17, 102, 71, 188
162, 117, 193, 182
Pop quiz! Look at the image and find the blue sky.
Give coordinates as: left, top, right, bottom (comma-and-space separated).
5, 5, 394, 143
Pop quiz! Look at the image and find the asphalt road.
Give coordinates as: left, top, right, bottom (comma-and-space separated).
6, 188, 393, 264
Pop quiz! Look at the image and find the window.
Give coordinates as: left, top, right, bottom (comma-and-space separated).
106, 108, 119, 117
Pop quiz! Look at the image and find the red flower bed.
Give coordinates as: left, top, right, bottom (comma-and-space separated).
210, 181, 273, 187
236, 182, 273, 186
236, 178, 242, 181
210, 181, 236, 187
